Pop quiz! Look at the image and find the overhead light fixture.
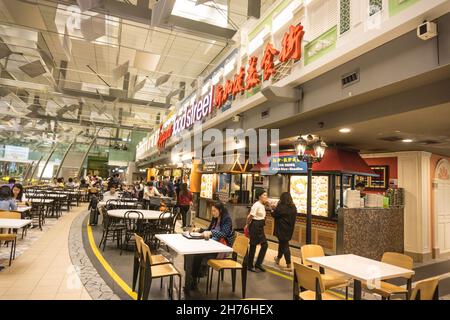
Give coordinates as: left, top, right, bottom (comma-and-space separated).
339, 128, 351, 133
402, 139, 413, 143
270, 143, 278, 147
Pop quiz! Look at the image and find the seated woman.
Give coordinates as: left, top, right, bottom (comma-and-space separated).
185, 202, 234, 291
0, 185, 18, 211
12, 184, 25, 203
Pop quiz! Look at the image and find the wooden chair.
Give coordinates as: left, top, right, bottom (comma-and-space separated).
293, 262, 344, 300
363, 252, 414, 300
410, 277, 440, 300
139, 239, 182, 300
0, 210, 27, 239
0, 233, 17, 266
301, 245, 349, 298
206, 234, 249, 300
132, 233, 171, 298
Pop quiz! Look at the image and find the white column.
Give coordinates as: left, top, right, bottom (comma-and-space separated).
397, 151, 432, 262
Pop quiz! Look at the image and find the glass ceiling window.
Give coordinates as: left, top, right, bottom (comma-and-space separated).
172, 0, 229, 28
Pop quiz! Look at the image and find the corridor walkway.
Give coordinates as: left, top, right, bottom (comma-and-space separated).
0, 205, 91, 300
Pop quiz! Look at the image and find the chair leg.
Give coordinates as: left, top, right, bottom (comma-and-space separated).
231, 269, 236, 293
241, 268, 247, 299
206, 267, 210, 294
345, 286, 348, 300
8, 240, 14, 266
216, 270, 221, 300
169, 276, 173, 300
178, 275, 182, 300
161, 277, 163, 289
221, 269, 224, 282
209, 269, 213, 293
132, 257, 139, 292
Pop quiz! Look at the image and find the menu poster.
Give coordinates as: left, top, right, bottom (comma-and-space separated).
290, 176, 329, 217
200, 174, 214, 199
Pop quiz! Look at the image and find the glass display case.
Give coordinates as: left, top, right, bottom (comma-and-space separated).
289, 175, 329, 217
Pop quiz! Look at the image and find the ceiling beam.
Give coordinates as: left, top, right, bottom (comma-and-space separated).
23, 112, 154, 133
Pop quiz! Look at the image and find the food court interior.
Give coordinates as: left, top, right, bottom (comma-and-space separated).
0, 0, 450, 301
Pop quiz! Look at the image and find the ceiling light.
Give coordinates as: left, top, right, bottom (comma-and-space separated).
339, 128, 351, 133
270, 143, 278, 147
402, 139, 413, 143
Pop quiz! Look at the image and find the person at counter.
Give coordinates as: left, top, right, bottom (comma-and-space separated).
177, 183, 193, 228
272, 192, 297, 272
0, 185, 18, 211
246, 189, 269, 273
355, 182, 367, 197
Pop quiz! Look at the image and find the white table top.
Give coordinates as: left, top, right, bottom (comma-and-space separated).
107, 209, 167, 220
156, 234, 234, 255
99, 199, 139, 207
306, 254, 415, 282
16, 206, 32, 212
27, 194, 67, 198
0, 218, 32, 229
26, 199, 54, 204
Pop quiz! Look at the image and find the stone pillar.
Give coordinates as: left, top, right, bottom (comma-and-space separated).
398, 151, 432, 262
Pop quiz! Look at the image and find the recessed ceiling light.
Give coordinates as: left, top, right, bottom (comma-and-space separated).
402, 139, 413, 143
339, 128, 351, 133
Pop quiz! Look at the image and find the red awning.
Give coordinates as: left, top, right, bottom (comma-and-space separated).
251, 148, 377, 176
312, 148, 377, 176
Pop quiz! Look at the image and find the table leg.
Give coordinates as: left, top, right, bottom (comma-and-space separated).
184, 254, 196, 291
353, 279, 362, 300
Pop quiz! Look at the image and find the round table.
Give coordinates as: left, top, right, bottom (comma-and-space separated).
107, 209, 169, 220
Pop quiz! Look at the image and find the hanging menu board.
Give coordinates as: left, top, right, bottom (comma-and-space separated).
290, 176, 329, 217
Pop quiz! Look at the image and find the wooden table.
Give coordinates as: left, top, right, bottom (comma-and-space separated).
156, 233, 233, 289
305, 254, 415, 300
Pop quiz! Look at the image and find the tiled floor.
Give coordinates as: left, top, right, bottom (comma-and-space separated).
0, 205, 92, 300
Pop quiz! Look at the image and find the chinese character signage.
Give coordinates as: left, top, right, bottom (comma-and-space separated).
267, 155, 307, 174
213, 23, 305, 109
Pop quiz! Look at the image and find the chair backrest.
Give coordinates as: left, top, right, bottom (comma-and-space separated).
293, 262, 325, 296
0, 211, 21, 219
124, 210, 144, 233
410, 277, 439, 300
134, 233, 143, 256
381, 252, 413, 276
301, 245, 325, 266
233, 234, 249, 257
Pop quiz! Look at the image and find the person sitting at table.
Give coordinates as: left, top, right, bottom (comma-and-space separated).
49, 177, 58, 188
0, 185, 18, 211
57, 177, 65, 188
79, 179, 89, 189
6, 178, 16, 189
12, 184, 24, 203
187, 202, 234, 290
65, 178, 76, 188
143, 182, 160, 209
102, 185, 119, 202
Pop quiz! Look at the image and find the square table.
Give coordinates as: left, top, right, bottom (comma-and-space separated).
305, 254, 415, 300
156, 234, 233, 290
0, 218, 32, 229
